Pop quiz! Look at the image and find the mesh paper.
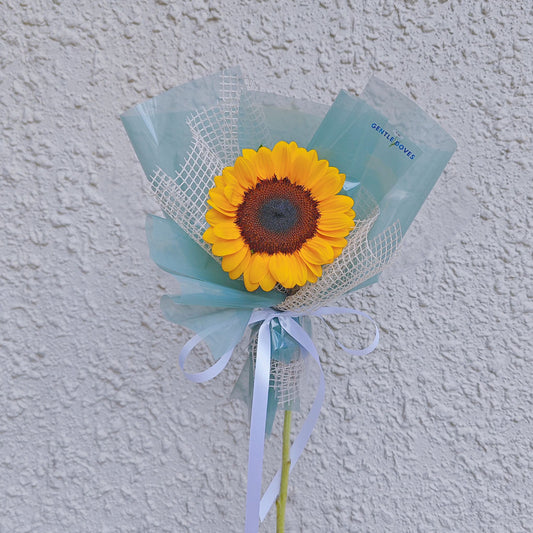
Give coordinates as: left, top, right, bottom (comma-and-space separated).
146, 70, 402, 408
148, 138, 221, 257
148, 72, 270, 255
279, 188, 402, 311
248, 328, 306, 411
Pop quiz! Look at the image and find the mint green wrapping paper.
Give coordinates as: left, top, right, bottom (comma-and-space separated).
121, 68, 241, 178
309, 77, 457, 239
121, 68, 456, 433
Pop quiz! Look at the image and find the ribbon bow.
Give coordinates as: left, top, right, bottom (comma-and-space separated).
179, 306, 379, 533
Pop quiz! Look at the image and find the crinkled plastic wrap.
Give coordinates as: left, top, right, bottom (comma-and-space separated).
121, 68, 456, 431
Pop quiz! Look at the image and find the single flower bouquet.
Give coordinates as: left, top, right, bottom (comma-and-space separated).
121, 67, 456, 532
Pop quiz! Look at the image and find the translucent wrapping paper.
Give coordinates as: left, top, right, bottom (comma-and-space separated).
121, 68, 456, 529
122, 68, 455, 428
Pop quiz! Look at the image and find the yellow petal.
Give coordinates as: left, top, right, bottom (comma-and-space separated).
233, 155, 257, 189
207, 198, 236, 217
206, 208, 233, 226
215, 171, 238, 189
212, 238, 245, 256
290, 148, 315, 186
280, 254, 301, 288
310, 170, 344, 201
202, 227, 217, 244
308, 149, 319, 163
298, 252, 322, 277
305, 266, 318, 283
315, 233, 348, 249
312, 234, 346, 253
283, 266, 295, 288
316, 224, 353, 238
221, 245, 249, 272
332, 247, 345, 259
208, 189, 237, 213
287, 141, 299, 153
249, 253, 270, 284
224, 184, 245, 206
259, 270, 277, 291
228, 248, 251, 279
255, 147, 275, 180
213, 221, 241, 240
305, 159, 330, 189
269, 253, 291, 286
300, 239, 334, 265
222, 167, 240, 187
318, 194, 354, 213
243, 268, 260, 291
291, 254, 308, 286
308, 262, 322, 277
318, 213, 355, 231
271, 141, 290, 178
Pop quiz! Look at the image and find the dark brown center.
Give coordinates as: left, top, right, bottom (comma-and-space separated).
236, 177, 320, 254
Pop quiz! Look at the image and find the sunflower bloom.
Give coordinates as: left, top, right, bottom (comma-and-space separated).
203, 141, 355, 292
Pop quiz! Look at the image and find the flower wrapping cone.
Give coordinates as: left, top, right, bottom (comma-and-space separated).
121, 65, 456, 428
120, 66, 457, 524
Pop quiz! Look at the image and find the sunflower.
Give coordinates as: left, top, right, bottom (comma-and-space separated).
203, 141, 355, 292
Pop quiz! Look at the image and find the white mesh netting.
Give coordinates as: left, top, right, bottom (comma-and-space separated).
147, 72, 270, 256
278, 188, 402, 311
248, 327, 307, 410
148, 72, 402, 407
149, 139, 221, 257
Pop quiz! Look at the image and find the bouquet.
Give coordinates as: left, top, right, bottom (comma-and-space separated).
121, 67, 456, 532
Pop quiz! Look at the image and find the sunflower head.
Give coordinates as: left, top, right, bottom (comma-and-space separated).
203, 141, 355, 292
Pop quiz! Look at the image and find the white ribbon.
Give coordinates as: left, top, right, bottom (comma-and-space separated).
178, 306, 379, 533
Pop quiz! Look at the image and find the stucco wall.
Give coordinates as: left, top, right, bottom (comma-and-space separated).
1, 1, 531, 531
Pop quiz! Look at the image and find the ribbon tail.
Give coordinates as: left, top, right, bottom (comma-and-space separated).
177, 306, 379, 530
259, 317, 325, 521
244, 320, 272, 533
178, 323, 236, 383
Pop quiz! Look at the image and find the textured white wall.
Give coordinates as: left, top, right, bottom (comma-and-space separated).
1, 1, 531, 532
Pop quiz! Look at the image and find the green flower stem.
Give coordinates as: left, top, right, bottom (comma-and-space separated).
276, 409, 292, 533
